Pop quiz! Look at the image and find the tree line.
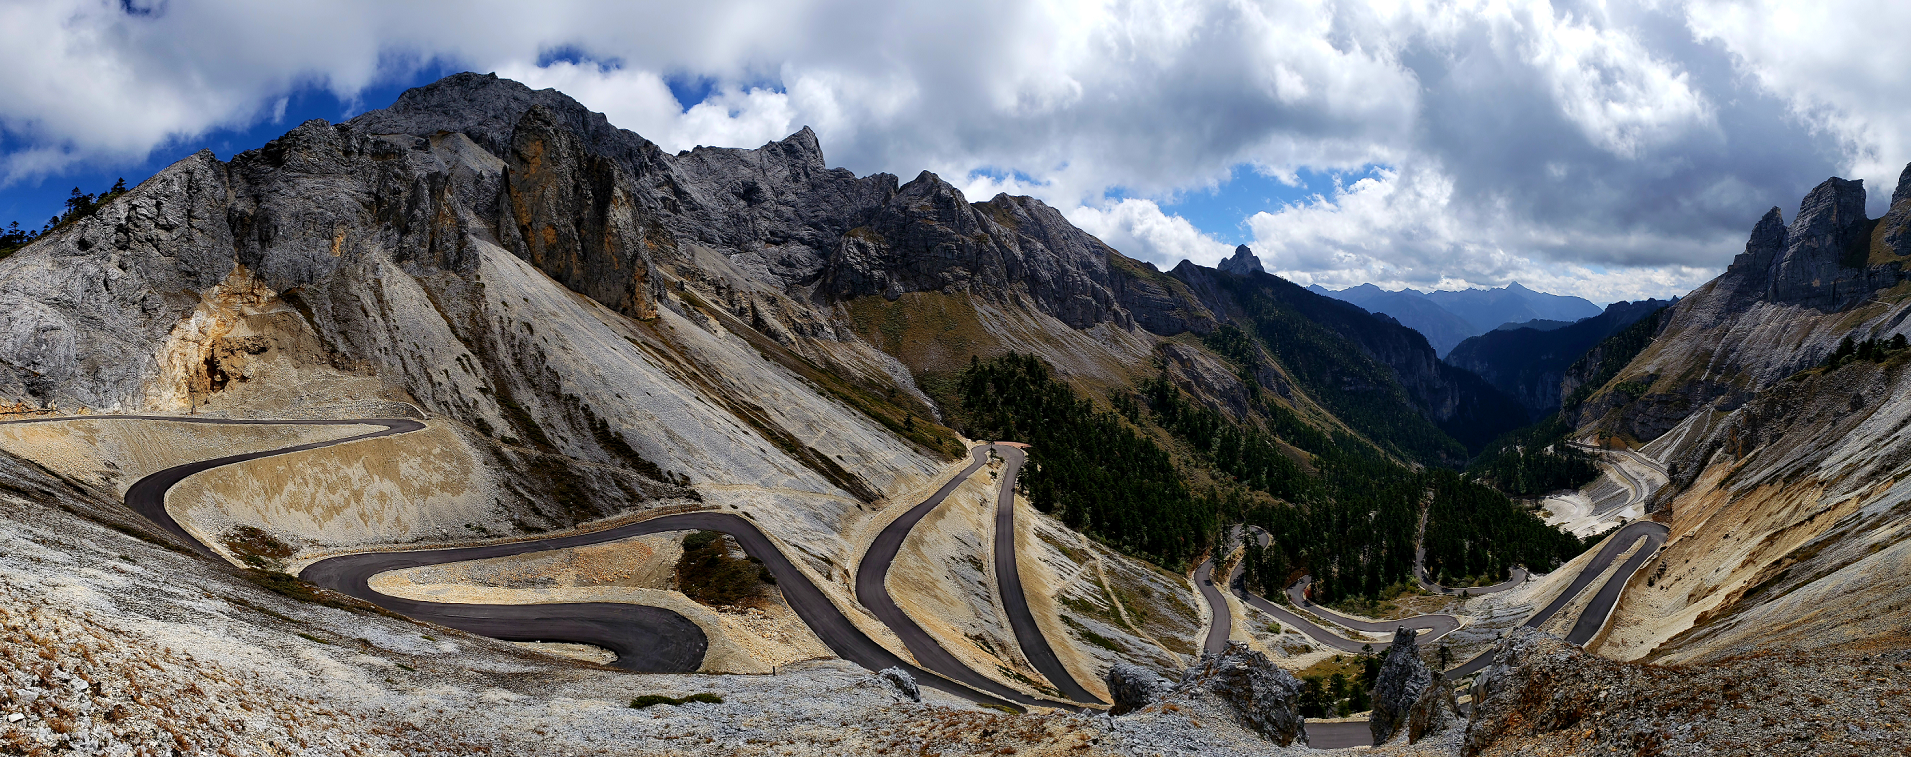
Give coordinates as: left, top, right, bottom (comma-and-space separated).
1139, 359, 1581, 602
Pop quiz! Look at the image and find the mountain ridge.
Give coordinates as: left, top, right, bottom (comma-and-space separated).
1309, 280, 1601, 356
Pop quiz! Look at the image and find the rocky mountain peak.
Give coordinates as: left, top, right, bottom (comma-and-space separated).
1370, 626, 1432, 744
1725, 206, 1788, 276
1217, 244, 1265, 275
772, 126, 827, 171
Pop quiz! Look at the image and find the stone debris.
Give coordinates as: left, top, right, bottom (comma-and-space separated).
1463, 627, 1911, 757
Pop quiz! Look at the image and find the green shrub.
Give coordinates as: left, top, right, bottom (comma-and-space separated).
675, 531, 771, 606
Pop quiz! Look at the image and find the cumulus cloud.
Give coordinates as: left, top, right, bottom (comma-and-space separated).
0, 0, 1900, 300
1067, 198, 1236, 267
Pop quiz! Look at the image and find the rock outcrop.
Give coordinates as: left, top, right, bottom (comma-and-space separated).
876, 667, 919, 702
1104, 662, 1170, 715
1170, 641, 1307, 746
1584, 169, 1911, 445
1217, 244, 1265, 276
1461, 627, 1911, 756
1404, 670, 1461, 744
1369, 626, 1433, 744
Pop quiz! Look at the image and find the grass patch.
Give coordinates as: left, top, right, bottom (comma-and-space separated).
675, 531, 773, 607
629, 693, 723, 709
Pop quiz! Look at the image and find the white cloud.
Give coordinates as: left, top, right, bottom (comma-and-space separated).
1686, 0, 1911, 204
0, 0, 1893, 301
1244, 164, 1720, 303
1066, 198, 1235, 267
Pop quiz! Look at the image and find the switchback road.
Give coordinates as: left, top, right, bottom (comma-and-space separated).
853, 444, 1086, 709
13, 415, 1036, 709
988, 445, 1104, 705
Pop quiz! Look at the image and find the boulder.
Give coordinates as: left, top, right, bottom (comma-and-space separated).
877, 667, 919, 702
1370, 626, 1434, 745
1104, 662, 1169, 715
1172, 641, 1307, 747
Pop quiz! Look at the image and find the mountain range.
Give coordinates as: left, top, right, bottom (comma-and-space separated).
1309, 281, 1603, 356
1444, 298, 1677, 419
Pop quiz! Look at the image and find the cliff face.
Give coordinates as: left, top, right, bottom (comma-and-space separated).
1580, 171, 1911, 444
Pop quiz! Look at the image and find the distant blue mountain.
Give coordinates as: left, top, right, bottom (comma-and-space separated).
1307, 281, 1601, 357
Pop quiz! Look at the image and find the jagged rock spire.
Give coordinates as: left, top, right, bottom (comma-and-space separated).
1218, 244, 1265, 275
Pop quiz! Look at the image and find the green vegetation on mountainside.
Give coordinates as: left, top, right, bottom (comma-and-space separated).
1420, 468, 1584, 586
955, 354, 1220, 569
0, 179, 130, 259
1562, 307, 1670, 415
1465, 413, 1601, 497
957, 351, 1583, 603
675, 531, 774, 607
1199, 277, 1475, 465
1138, 361, 1578, 603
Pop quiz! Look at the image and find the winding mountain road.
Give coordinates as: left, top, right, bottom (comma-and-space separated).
988, 445, 1105, 705
10, 414, 1052, 709
21, 411, 1670, 736
1219, 446, 1667, 673
1193, 556, 1233, 654
853, 444, 1089, 709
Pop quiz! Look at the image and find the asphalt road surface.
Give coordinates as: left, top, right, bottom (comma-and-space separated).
852, 445, 1079, 709
989, 446, 1105, 705
1193, 556, 1232, 654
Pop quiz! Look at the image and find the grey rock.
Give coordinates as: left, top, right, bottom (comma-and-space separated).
1217, 245, 1265, 276
876, 667, 918, 702
1760, 177, 1874, 308
1171, 641, 1307, 746
1104, 662, 1169, 715
1370, 626, 1433, 745
1403, 670, 1460, 744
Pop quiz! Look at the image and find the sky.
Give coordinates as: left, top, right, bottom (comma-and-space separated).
1, 1, 1905, 305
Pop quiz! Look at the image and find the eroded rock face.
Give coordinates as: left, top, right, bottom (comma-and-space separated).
1404, 670, 1460, 744
1171, 641, 1307, 746
1370, 626, 1433, 745
1584, 168, 1911, 448
1104, 662, 1168, 715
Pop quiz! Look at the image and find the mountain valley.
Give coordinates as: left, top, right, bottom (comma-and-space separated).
0, 72, 1907, 757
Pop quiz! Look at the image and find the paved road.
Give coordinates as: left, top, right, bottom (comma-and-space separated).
989, 446, 1105, 705
1286, 576, 1462, 641
853, 445, 1080, 709
23, 414, 1036, 708
1306, 721, 1374, 749
1193, 556, 1232, 654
